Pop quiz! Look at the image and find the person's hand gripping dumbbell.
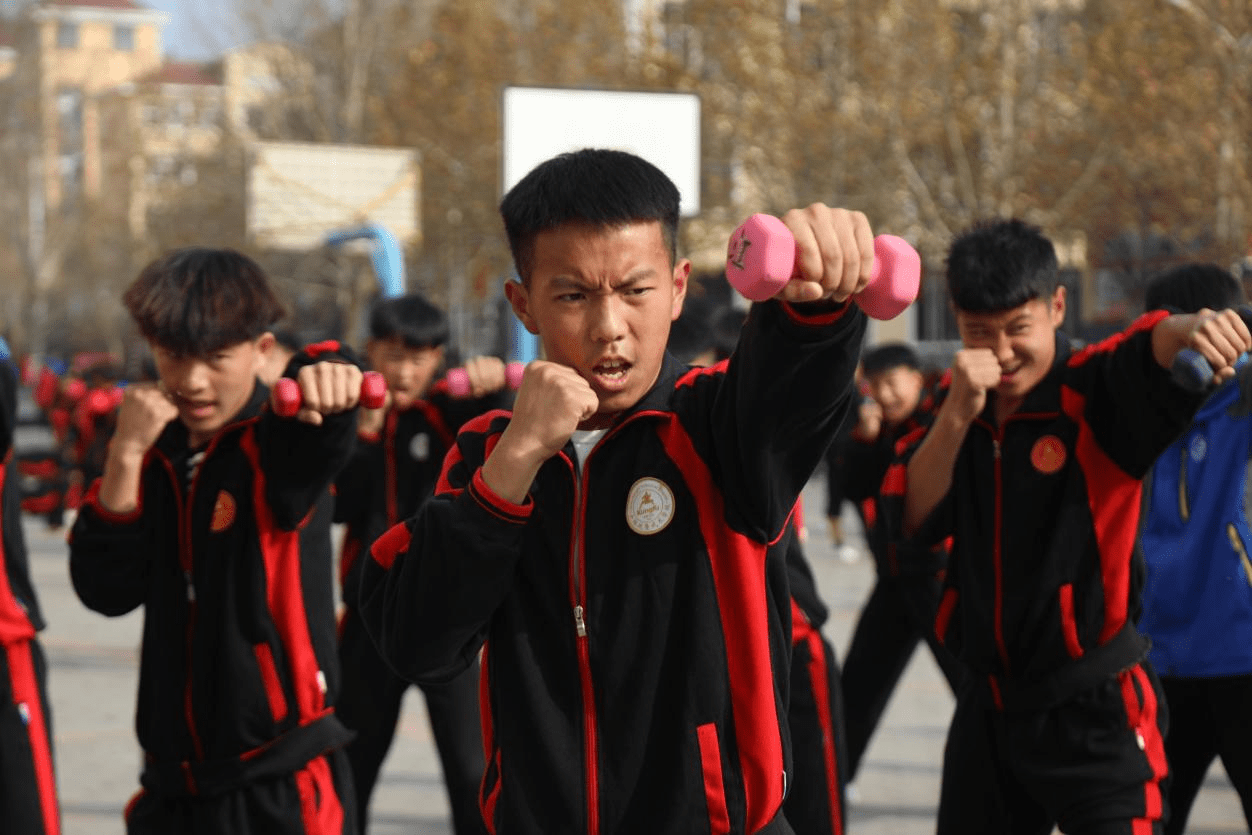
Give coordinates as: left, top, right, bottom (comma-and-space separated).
726, 212, 921, 318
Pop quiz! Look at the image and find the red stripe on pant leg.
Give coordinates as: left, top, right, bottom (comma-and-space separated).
1120, 665, 1167, 835
295, 755, 345, 835
6, 641, 60, 835
799, 624, 843, 835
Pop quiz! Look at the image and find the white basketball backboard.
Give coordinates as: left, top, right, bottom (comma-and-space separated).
502, 86, 701, 217
247, 140, 420, 251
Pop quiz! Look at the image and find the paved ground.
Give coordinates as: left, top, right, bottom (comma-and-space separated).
27, 477, 1246, 834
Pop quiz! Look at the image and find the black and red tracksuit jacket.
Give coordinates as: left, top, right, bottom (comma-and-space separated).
0, 364, 47, 645
359, 299, 866, 835
334, 382, 509, 609
881, 314, 1205, 708
68, 346, 359, 796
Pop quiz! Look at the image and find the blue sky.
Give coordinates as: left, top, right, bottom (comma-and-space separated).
142, 0, 250, 61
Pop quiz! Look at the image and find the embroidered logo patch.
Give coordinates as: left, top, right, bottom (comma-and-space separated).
626, 478, 675, 535
211, 490, 237, 533
409, 432, 430, 462
1031, 435, 1067, 475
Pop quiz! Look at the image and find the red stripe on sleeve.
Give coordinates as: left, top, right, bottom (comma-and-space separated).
661, 418, 784, 830
242, 431, 326, 721
1060, 387, 1142, 643
302, 340, 342, 359
1067, 310, 1168, 369
369, 522, 412, 571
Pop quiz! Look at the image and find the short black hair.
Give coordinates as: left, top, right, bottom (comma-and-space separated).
945, 219, 1060, 313
861, 342, 921, 376
123, 248, 286, 356
368, 293, 449, 349
500, 148, 680, 284
1144, 263, 1243, 314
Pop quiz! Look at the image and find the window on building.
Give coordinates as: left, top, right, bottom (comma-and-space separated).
114, 25, 135, 51
59, 153, 83, 199
57, 89, 83, 150
57, 22, 78, 49
146, 154, 176, 187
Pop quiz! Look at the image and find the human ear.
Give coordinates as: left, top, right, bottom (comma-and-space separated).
505, 280, 539, 335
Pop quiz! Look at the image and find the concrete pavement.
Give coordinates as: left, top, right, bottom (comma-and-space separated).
25, 477, 1246, 834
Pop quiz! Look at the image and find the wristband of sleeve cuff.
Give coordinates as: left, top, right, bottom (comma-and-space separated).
83, 480, 144, 524
782, 298, 853, 325
469, 469, 533, 524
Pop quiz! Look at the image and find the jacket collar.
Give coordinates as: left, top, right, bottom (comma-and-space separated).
154, 378, 270, 457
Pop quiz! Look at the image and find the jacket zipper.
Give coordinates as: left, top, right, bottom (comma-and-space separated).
385, 409, 399, 526
569, 454, 600, 835
158, 452, 206, 762
564, 415, 650, 833
988, 426, 1012, 677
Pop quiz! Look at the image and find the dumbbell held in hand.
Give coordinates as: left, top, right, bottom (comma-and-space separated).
725, 213, 921, 319
446, 361, 524, 398
272, 370, 387, 417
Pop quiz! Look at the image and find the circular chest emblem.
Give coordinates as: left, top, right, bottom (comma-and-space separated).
626, 478, 675, 535
1030, 435, 1067, 475
210, 490, 237, 533
409, 432, 430, 462
1189, 433, 1207, 463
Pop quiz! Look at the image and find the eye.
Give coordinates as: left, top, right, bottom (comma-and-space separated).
556, 291, 586, 302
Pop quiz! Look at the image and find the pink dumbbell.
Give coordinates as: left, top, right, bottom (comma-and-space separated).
272, 370, 387, 417
725, 213, 921, 320
446, 361, 524, 398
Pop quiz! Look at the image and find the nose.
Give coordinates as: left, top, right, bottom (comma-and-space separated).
589, 296, 627, 344
993, 331, 1015, 364
174, 359, 211, 395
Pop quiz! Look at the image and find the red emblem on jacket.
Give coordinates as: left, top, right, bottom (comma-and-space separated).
211, 490, 237, 532
1031, 435, 1067, 475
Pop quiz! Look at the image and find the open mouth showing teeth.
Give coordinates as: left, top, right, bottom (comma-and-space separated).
594, 360, 630, 379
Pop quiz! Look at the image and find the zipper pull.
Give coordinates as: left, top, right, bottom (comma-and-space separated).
574, 605, 587, 637
184, 570, 196, 602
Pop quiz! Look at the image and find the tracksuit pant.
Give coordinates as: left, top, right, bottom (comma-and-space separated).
937, 661, 1169, 835
336, 606, 486, 835
1158, 672, 1252, 835
786, 610, 847, 835
840, 572, 964, 782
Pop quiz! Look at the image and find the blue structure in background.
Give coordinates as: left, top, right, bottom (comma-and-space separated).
326, 224, 538, 364
509, 272, 539, 363
326, 223, 406, 299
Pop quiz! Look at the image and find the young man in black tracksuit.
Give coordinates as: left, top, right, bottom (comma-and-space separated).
837, 343, 963, 784
0, 355, 61, 834
357, 149, 874, 834
884, 218, 1252, 834
334, 293, 509, 835
69, 248, 365, 834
